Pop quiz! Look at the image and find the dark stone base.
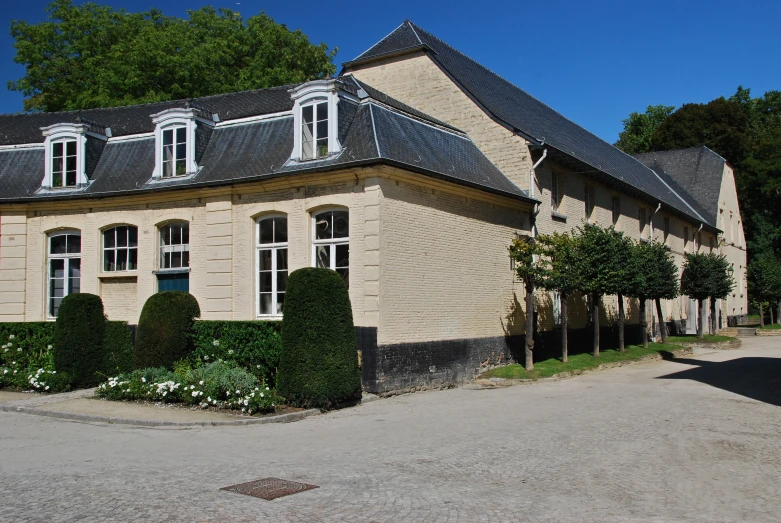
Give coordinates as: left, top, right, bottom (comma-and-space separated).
728, 314, 749, 327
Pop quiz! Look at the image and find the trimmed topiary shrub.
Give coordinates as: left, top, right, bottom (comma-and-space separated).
134, 291, 200, 369
191, 320, 282, 385
53, 293, 106, 388
277, 267, 361, 409
103, 321, 134, 376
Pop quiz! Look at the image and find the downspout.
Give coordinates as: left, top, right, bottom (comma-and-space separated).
695, 223, 703, 251
649, 203, 661, 241
530, 147, 547, 239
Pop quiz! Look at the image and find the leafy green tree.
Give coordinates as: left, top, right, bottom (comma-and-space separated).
536, 232, 581, 362
572, 224, 627, 356
643, 242, 680, 344
747, 253, 781, 327
9, 0, 337, 111
681, 253, 712, 338
614, 104, 675, 154
704, 253, 735, 335
509, 236, 545, 370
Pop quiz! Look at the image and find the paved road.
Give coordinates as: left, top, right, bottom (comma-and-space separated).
1, 338, 780, 522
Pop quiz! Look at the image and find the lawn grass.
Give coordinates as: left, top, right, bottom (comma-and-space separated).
759, 323, 781, 330
666, 334, 734, 344
477, 343, 682, 380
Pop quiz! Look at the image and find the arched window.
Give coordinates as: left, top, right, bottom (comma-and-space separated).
160, 222, 190, 270
48, 231, 81, 317
257, 215, 288, 316
103, 225, 138, 272
312, 209, 349, 288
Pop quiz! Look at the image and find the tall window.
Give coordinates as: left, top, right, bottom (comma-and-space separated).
48, 231, 81, 317
638, 207, 647, 238
160, 223, 190, 269
257, 216, 288, 316
663, 217, 670, 243
103, 226, 138, 272
584, 185, 595, 222
551, 173, 561, 212
162, 126, 187, 177
611, 196, 621, 225
51, 140, 78, 187
301, 102, 328, 160
313, 209, 349, 287
684, 226, 690, 251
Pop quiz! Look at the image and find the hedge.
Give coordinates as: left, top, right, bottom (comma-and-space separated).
277, 268, 362, 409
0, 322, 55, 349
103, 321, 134, 376
191, 320, 282, 385
134, 291, 201, 369
54, 293, 106, 388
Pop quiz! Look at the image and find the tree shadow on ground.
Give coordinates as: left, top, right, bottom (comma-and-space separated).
657, 357, 781, 407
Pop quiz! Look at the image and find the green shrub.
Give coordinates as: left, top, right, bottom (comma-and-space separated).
1, 329, 71, 392
103, 321, 133, 376
134, 292, 200, 370
54, 293, 106, 388
0, 322, 55, 351
277, 268, 361, 409
191, 320, 282, 384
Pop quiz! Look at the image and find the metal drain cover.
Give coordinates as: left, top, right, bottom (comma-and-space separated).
220, 478, 319, 500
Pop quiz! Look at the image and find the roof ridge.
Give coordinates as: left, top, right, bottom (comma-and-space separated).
405, 20, 424, 45
352, 22, 410, 62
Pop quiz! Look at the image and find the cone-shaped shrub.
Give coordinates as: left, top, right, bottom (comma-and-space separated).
277, 268, 361, 409
54, 293, 106, 388
134, 291, 200, 369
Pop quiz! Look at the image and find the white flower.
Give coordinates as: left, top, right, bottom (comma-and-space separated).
265, 387, 269, 391
45, 386, 50, 391
51, 371, 56, 374
47, 344, 52, 350
260, 393, 264, 398
17, 348, 22, 352
199, 380, 204, 385
207, 397, 211, 402
191, 391, 199, 397
203, 355, 209, 360
244, 399, 249, 406
227, 349, 234, 355
212, 339, 220, 347
190, 385, 195, 390
8, 335, 15, 340
236, 390, 240, 394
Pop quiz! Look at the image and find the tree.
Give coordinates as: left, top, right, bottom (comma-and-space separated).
134, 291, 201, 369
747, 254, 781, 327
643, 242, 680, 344
625, 241, 652, 347
681, 253, 712, 338
509, 236, 545, 370
536, 232, 581, 362
614, 104, 675, 154
572, 224, 627, 356
9, 0, 337, 112
704, 253, 735, 335
54, 293, 105, 388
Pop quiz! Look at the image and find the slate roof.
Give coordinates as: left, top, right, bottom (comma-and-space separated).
344, 21, 714, 228
0, 84, 530, 203
634, 146, 727, 226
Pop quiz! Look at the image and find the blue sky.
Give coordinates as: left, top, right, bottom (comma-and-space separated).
0, 0, 779, 143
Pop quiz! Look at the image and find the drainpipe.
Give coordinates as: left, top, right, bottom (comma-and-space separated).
649, 203, 661, 241
695, 223, 703, 251
530, 147, 547, 239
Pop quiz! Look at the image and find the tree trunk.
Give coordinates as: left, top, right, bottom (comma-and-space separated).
655, 298, 668, 344
710, 298, 717, 336
697, 298, 704, 338
617, 293, 625, 352
777, 300, 780, 325
561, 292, 568, 363
639, 297, 648, 348
771, 305, 775, 326
524, 277, 535, 371
592, 293, 600, 357
759, 303, 764, 327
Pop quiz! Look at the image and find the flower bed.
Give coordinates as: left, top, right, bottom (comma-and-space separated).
0, 334, 71, 392
95, 360, 283, 415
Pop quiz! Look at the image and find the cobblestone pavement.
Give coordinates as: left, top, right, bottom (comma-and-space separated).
1, 337, 780, 522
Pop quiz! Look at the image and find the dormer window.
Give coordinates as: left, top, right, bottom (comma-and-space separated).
40, 122, 108, 189
290, 80, 357, 162
52, 140, 78, 187
151, 106, 217, 179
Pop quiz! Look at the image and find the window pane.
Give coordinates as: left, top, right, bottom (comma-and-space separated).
259, 271, 272, 293
52, 171, 63, 187
274, 217, 287, 243
69, 258, 81, 279
66, 234, 81, 254
182, 225, 189, 245
128, 226, 138, 247
66, 140, 77, 156
104, 250, 115, 272
163, 160, 173, 178
51, 236, 67, 254
317, 121, 328, 140
53, 157, 63, 175
163, 144, 174, 162
50, 259, 64, 278
69, 259, 81, 294
163, 129, 173, 146
333, 211, 349, 238
51, 277, 65, 296
336, 268, 349, 288
53, 142, 63, 157
163, 251, 171, 269
302, 139, 314, 160
65, 156, 77, 174
277, 248, 288, 270
315, 211, 332, 240
104, 229, 115, 248
316, 102, 328, 122
50, 297, 62, 318
171, 251, 181, 268
176, 143, 186, 162
176, 127, 186, 144
162, 226, 171, 246
171, 225, 181, 245
65, 169, 77, 187
316, 245, 330, 268
182, 250, 190, 268
259, 219, 273, 244
259, 293, 272, 315
176, 160, 186, 176
128, 249, 137, 270
259, 249, 272, 271
277, 270, 287, 292
317, 139, 328, 158
116, 249, 128, 271
335, 243, 349, 268
116, 227, 128, 247
276, 293, 285, 315
302, 105, 313, 124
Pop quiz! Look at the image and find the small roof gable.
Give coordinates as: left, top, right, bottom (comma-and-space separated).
345, 21, 711, 227
634, 146, 726, 226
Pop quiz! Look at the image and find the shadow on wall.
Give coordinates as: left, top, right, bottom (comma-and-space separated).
501, 292, 525, 363
657, 357, 781, 407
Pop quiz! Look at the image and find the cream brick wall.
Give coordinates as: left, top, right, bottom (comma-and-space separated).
716, 163, 748, 320
377, 177, 529, 345
0, 212, 27, 321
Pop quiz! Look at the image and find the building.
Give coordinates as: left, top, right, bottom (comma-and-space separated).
0, 21, 745, 392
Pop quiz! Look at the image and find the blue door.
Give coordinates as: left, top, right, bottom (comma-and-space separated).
157, 273, 189, 292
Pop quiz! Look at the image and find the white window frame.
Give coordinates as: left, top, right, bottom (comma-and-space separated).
290, 80, 352, 161
611, 196, 621, 226
551, 172, 561, 212
256, 214, 288, 318
41, 123, 93, 189
102, 225, 139, 273
150, 108, 215, 179
47, 230, 81, 318
312, 208, 349, 288
159, 222, 190, 271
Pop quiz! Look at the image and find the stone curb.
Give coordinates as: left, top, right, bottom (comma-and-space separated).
755, 330, 781, 336
0, 403, 321, 427
468, 346, 695, 390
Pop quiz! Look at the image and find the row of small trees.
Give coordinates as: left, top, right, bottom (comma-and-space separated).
747, 253, 781, 326
510, 223, 735, 370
